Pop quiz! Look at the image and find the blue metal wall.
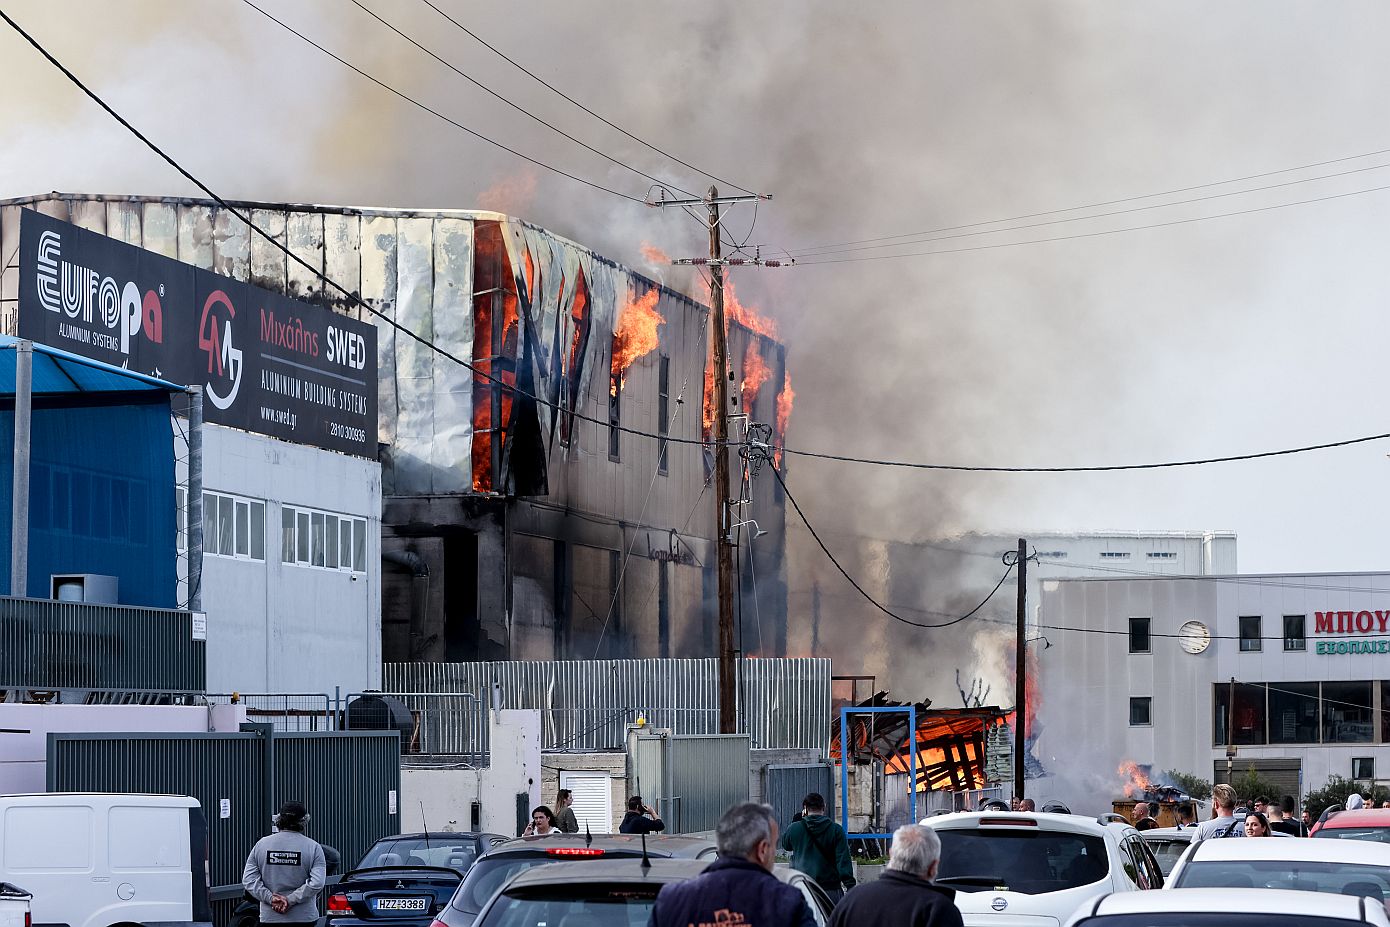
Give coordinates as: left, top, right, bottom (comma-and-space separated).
0, 399, 177, 606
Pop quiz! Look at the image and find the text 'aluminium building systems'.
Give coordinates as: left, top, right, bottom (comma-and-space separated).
1, 193, 791, 679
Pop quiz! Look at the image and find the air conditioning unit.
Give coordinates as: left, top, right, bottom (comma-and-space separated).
50, 573, 119, 605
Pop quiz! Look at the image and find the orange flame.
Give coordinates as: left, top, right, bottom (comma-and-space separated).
774, 371, 794, 466
471, 224, 522, 493
1118, 760, 1155, 799
478, 170, 538, 215
741, 343, 771, 407
725, 278, 777, 339
640, 242, 671, 267
702, 363, 716, 434
611, 288, 664, 394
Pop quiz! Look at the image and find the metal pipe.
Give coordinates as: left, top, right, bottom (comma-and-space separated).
11, 341, 32, 598
187, 387, 203, 613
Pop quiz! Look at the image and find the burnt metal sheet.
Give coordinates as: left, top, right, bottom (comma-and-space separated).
286, 211, 325, 301
105, 200, 143, 246
360, 214, 399, 449
142, 201, 178, 259
391, 217, 437, 492
430, 217, 473, 489
212, 207, 251, 280
68, 198, 107, 234
250, 208, 288, 292
324, 212, 362, 319
177, 205, 214, 269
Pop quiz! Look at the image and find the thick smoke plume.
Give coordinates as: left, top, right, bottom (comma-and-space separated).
6, 1, 1390, 708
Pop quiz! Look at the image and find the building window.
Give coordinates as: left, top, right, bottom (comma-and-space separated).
1323, 681, 1373, 744
657, 560, 670, 659
1354, 757, 1376, 781
1100, 551, 1131, 559
1129, 617, 1151, 654
1214, 682, 1268, 746
1146, 551, 1177, 560
1283, 615, 1306, 651
1036, 550, 1066, 559
1268, 682, 1320, 744
1239, 615, 1262, 652
202, 491, 265, 561
608, 372, 621, 461
282, 504, 367, 573
1129, 697, 1152, 726
657, 354, 670, 474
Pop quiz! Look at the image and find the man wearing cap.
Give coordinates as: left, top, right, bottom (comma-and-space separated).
243, 801, 327, 927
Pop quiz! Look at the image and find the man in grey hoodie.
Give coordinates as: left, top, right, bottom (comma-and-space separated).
243, 801, 327, 926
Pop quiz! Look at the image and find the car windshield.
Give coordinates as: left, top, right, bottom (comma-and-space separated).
1143, 837, 1191, 876
1075, 916, 1374, 927
1174, 860, 1390, 898
934, 829, 1109, 894
477, 886, 659, 927
1314, 827, 1390, 843
358, 837, 478, 872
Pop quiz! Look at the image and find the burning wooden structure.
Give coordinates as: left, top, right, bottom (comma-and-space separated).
832, 693, 1011, 791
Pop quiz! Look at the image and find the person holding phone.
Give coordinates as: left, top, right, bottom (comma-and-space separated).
619, 795, 665, 834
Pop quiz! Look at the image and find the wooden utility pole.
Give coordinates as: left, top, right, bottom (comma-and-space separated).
1014, 537, 1028, 802
707, 186, 738, 734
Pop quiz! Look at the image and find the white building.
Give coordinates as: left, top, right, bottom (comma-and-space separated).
1034, 570, 1390, 814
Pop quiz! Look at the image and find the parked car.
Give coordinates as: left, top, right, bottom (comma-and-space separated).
0, 793, 211, 927
323, 833, 507, 927
1167, 834, 1390, 900
436, 834, 717, 927
1064, 887, 1390, 927
468, 857, 836, 927
920, 811, 1163, 925
0, 883, 31, 927
1312, 809, 1390, 843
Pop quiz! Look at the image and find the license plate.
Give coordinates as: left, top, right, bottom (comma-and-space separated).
372, 898, 429, 912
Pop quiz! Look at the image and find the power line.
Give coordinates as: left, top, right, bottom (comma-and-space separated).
794, 180, 1390, 265
788, 144, 1390, 254
768, 458, 1015, 629
236, 0, 646, 205
347, 0, 698, 198
789, 159, 1390, 259
416, 0, 758, 196
777, 429, 1390, 473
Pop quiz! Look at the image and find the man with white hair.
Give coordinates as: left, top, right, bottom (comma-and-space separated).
828, 824, 963, 927
650, 802, 815, 927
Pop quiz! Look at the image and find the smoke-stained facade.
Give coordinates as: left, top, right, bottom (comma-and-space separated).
0, 192, 789, 667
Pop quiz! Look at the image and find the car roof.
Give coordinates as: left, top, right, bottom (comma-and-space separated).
500, 857, 710, 889
1322, 810, 1390, 828
372, 833, 488, 842
1092, 887, 1375, 917
922, 811, 1128, 837
485, 833, 715, 857
1189, 835, 1390, 864
1139, 827, 1192, 839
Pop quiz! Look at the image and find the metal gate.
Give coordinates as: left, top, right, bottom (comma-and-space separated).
765, 763, 834, 831
632, 733, 750, 834
48, 727, 401, 915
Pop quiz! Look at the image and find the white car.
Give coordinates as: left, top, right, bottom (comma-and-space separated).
921, 811, 1163, 925
1064, 887, 1390, 926
1167, 834, 1390, 901
0, 883, 31, 927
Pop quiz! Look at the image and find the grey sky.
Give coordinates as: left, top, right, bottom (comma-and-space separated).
2, 1, 1387, 576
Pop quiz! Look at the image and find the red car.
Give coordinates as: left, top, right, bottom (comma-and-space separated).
1312, 808, 1390, 842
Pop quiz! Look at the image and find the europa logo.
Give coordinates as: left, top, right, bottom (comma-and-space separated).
34, 229, 164, 352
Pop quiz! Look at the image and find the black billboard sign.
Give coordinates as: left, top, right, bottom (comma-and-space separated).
18, 210, 377, 458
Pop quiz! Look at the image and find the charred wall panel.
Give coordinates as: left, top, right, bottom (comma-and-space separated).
511, 532, 557, 661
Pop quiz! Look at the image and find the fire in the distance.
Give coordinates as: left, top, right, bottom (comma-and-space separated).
1118, 760, 1191, 802
611, 287, 664, 395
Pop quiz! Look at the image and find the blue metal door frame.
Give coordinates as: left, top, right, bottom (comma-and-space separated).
839, 705, 916, 839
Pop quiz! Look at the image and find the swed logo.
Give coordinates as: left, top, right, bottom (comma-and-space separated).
198, 290, 243, 410
35, 228, 164, 353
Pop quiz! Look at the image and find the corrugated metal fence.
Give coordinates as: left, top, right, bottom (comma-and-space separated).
0, 596, 205, 690
669, 735, 751, 834
47, 728, 400, 915
384, 658, 830, 751
765, 763, 835, 831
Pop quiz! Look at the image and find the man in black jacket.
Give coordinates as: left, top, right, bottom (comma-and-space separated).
650, 802, 815, 927
780, 792, 855, 902
829, 824, 962, 927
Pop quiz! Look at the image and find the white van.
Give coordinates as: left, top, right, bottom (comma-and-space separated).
0, 794, 211, 927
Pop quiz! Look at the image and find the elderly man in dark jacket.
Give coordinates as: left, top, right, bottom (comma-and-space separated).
829, 824, 962, 927
650, 802, 815, 927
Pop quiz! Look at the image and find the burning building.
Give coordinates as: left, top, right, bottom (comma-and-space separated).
0, 193, 791, 667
